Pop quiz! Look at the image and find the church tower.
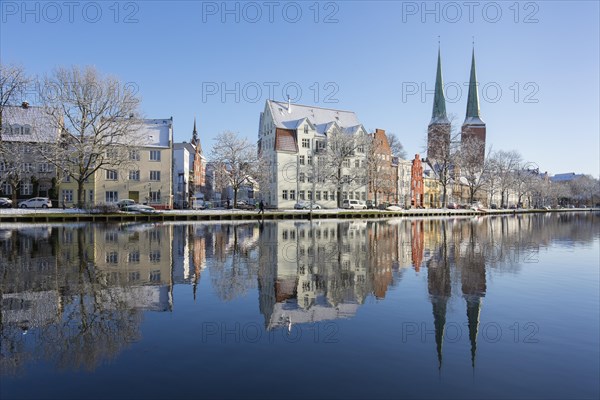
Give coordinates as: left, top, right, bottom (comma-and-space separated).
461, 48, 486, 164
427, 47, 451, 161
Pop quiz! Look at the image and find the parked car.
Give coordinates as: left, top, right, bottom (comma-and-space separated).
365, 200, 375, 210
122, 204, 161, 214
0, 197, 13, 208
377, 202, 391, 210
490, 204, 498, 209
342, 199, 367, 210
385, 204, 403, 211
235, 200, 255, 210
446, 202, 458, 209
116, 199, 136, 209
294, 201, 321, 210
18, 197, 52, 208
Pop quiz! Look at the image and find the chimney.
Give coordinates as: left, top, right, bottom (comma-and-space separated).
287, 96, 291, 113
21, 101, 29, 109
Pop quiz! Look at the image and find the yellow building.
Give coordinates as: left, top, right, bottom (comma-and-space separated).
61, 119, 173, 208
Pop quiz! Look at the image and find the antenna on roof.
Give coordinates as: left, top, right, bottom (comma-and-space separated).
287, 95, 291, 113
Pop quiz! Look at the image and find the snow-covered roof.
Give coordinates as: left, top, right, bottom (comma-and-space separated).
463, 116, 485, 125
139, 118, 172, 148
267, 100, 363, 135
550, 173, 584, 182
1, 105, 59, 143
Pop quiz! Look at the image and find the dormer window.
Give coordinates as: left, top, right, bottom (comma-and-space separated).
304, 125, 309, 134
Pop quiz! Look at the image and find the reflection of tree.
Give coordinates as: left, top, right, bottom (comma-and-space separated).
209, 224, 260, 301
0, 225, 159, 374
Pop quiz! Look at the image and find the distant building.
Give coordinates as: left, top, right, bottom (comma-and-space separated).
411, 154, 424, 208
172, 118, 207, 208
396, 157, 412, 208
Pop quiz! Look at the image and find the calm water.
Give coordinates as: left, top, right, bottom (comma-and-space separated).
1, 213, 599, 399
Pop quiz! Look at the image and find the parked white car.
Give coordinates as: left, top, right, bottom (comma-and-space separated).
18, 197, 52, 208
342, 199, 367, 210
294, 201, 322, 210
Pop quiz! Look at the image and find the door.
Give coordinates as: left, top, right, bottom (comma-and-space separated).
129, 191, 139, 202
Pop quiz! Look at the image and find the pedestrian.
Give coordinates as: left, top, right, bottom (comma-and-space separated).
258, 200, 264, 215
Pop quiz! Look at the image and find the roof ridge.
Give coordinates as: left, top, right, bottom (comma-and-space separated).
268, 99, 355, 114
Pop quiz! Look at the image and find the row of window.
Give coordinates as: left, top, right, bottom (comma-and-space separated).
104, 191, 161, 203
282, 190, 337, 201
105, 170, 161, 181
0, 162, 53, 173
105, 251, 162, 264
120, 149, 162, 161
3, 125, 32, 135
0, 182, 33, 195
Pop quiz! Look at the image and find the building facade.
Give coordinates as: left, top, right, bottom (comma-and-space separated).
61, 118, 173, 208
258, 100, 369, 209
0, 103, 60, 202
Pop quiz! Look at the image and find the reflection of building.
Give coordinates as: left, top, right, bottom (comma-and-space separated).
458, 222, 487, 368
427, 240, 451, 370
257, 220, 381, 329
93, 223, 173, 304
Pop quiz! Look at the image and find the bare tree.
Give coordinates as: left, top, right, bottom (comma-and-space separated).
210, 131, 258, 207
319, 127, 369, 207
457, 137, 492, 204
0, 64, 29, 140
490, 150, 522, 207
37, 66, 144, 207
0, 65, 31, 204
425, 116, 460, 208
568, 175, 600, 206
386, 131, 407, 159
511, 162, 539, 207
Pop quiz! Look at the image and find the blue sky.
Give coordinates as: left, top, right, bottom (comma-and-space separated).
1, 1, 598, 177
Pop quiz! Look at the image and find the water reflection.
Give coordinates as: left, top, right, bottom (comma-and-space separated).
0, 212, 598, 376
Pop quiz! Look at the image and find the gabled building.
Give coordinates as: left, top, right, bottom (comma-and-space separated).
368, 128, 397, 205
258, 100, 369, 209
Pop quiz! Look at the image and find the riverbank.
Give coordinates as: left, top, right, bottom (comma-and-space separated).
0, 207, 597, 223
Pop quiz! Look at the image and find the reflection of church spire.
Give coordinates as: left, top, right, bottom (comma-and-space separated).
466, 296, 482, 368
461, 223, 487, 369
427, 237, 451, 370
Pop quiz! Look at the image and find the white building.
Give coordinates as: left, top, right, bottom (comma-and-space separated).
173, 143, 193, 208
258, 100, 369, 209
396, 157, 412, 208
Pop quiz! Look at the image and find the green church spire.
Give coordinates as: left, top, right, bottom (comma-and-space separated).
431, 47, 449, 125
465, 48, 484, 124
